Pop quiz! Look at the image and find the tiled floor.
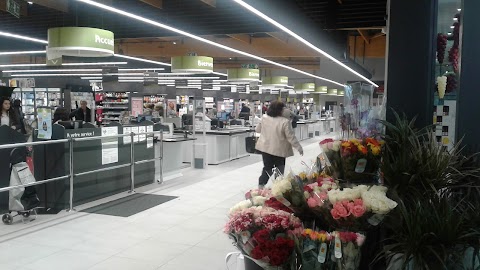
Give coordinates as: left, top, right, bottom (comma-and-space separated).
0, 136, 332, 270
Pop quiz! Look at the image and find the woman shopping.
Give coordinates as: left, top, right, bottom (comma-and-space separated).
0, 97, 20, 131
255, 101, 303, 188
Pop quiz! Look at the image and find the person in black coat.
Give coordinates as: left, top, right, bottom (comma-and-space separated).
69, 100, 92, 122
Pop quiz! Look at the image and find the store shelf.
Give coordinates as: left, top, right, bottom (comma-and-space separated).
100, 107, 128, 110
103, 102, 129, 104
102, 118, 120, 121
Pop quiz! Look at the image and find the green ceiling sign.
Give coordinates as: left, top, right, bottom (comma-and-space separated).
48, 27, 115, 57
228, 68, 260, 82
327, 88, 338, 95
337, 89, 345, 96
315, 86, 328, 94
171, 56, 214, 73
262, 76, 288, 87
294, 82, 315, 92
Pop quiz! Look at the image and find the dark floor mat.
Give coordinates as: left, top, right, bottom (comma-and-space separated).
81, 193, 177, 217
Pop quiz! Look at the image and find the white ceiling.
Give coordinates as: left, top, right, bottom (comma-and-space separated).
437, 0, 461, 35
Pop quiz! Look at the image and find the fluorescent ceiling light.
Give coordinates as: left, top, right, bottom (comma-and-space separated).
453, 18, 458, 21
0, 31, 48, 44
231, 0, 377, 87
3, 69, 103, 73
121, 68, 164, 71
0, 50, 46, 56
12, 73, 101, 77
212, 71, 228, 76
114, 54, 171, 66
0, 62, 128, 68
76, 0, 345, 87
457, 8, 461, 11
450, 26, 455, 29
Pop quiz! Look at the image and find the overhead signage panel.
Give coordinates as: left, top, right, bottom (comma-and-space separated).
48, 27, 115, 58
171, 56, 213, 73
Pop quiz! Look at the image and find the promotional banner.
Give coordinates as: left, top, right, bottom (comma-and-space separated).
131, 97, 144, 117
37, 107, 52, 140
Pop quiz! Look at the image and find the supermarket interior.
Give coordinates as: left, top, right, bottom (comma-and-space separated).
0, 0, 479, 270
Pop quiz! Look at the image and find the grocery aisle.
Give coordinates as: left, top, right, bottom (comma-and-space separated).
0, 137, 330, 270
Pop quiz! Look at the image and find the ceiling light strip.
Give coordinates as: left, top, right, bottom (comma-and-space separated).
0, 50, 46, 56
114, 54, 171, 67
0, 62, 128, 67
76, 0, 345, 87
232, 0, 378, 87
0, 31, 48, 44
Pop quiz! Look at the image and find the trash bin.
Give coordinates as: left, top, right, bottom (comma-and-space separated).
193, 143, 207, 169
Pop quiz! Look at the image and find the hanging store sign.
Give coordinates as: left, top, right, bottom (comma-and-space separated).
227, 68, 260, 82
46, 57, 63, 66
262, 76, 289, 87
171, 56, 213, 73
241, 63, 259, 69
337, 89, 345, 96
144, 72, 158, 85
6, 0, 21, 18
102, 66, 118, 83
327, 89, 338, 95
47, 27, 115, 58
315, 86, 328, 94
294, 83, 315, 92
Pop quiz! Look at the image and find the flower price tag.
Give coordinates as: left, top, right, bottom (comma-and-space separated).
334, 236, 342, 259
368, 213, 385, 226
275, 195, 291, 207
318, 243, 328, 263
240, 231, 251, 244
355, 158, 367, 173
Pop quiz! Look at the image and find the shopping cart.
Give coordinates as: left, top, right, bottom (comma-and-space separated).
2, 148, 40, 225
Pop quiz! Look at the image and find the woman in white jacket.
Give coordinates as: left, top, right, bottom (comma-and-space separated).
255, 101, 303, 187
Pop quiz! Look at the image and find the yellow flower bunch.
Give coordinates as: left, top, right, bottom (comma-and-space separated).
302, 229, 331, 243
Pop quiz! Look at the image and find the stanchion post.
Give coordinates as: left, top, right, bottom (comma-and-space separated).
67, 138, 75, 212
158, 130, 164, 184
129, 132, 135, 193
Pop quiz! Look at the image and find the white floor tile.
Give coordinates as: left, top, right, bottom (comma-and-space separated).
164, 246, 231, 270
87, 256, 159, 270
151, 227, 214, 246
23, 250, 111, 270
116, 240, 191, 265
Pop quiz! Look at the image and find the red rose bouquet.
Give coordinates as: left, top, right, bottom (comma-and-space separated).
332, 231, 366, 270
224, 207, 303, 269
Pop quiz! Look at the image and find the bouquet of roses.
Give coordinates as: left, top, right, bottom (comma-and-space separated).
229, 196, 268, 216
224, 207, 303, 269
331, 231, 366, 270
303, 177, 339, 229
271, 173, 308, 218
300, 229, 334, 270
319, 138, 343, 179
327, 185, 397, 230
340, 138, 382, 183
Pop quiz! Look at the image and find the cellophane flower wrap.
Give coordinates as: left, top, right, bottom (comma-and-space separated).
303, 177, 339, 229
271, 173, 308, 218
319, 139, 343, 179
300, 229, 334, 270
331, 231, 366, 270
340, 138, 382, 183
327, 185, 397, 231
224, 207, 303, 270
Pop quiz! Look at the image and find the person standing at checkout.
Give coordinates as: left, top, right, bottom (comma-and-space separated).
255, 101, 303, 188
69, 100, 92, 122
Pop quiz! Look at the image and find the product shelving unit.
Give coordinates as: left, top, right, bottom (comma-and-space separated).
97, 92, 129, 125
11, 88, 63, 120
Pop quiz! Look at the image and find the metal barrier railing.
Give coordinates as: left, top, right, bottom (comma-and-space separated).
0, 131, 164, 212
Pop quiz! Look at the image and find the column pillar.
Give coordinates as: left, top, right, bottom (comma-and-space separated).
385, 0, 437, 128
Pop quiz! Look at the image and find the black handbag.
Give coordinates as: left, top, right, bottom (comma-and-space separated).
245, 136, 259, 154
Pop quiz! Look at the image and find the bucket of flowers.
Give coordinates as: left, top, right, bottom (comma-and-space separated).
340, 138, 382, 184
224, 207, 303, 270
